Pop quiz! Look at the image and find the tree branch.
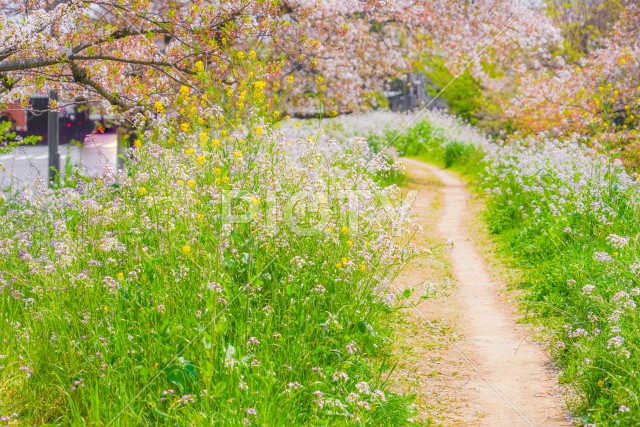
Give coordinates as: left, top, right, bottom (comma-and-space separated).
0, 58, 61, 73
69, 62, 130, 111
69, 55, 196, 75
71, 28, 169, 55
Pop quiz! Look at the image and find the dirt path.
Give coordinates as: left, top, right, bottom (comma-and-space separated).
394, 158, 569, 426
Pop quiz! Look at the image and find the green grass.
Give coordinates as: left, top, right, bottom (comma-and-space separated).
0, 122, 419, 425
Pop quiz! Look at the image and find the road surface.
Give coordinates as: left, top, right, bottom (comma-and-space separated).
0, 133, 118, 190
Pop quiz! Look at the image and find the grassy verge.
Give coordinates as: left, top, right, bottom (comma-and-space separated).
0, 119, 418, 425
378, 112, 640, 426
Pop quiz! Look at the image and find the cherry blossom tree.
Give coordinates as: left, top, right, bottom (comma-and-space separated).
0, 0, 575, 130
282, 0, 564, 116
0, 0, 313, 119
1, 1, 568, 119
502, 2, 640, 165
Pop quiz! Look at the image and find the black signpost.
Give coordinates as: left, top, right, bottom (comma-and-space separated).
116, 126, 126, 170
47, 91, 60, 185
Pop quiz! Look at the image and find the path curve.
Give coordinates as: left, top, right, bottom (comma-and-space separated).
403, 158, 569, 426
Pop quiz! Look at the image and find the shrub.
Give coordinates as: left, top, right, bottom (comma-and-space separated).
444, 141, 472, 168
418, 56, 485, 124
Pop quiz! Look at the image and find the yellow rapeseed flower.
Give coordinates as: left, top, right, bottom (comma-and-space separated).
139, 187, 147, 196
183, 245, 191, 255
341, 226, 349, 235
194, 60, 205, 73
185, 147, 195, 155
154, 101, 165, 114
236, 51, 245, 60
187, 180, 196, 189
253, 126, 265, 137
196, 155, 206, 166
233, 150, 243, 158
180, 123, 191, 133
620, 58, 627, 66
177, 179, 184, 185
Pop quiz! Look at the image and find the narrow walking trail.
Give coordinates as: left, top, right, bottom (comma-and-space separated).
394, 159, 569, 426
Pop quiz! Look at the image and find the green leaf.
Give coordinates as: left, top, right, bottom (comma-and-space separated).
211, 381, 227, 397
215, 321, 228, 334
365, 341, 378, 355
139, 367, 150, 382
165, 359, 198, 394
